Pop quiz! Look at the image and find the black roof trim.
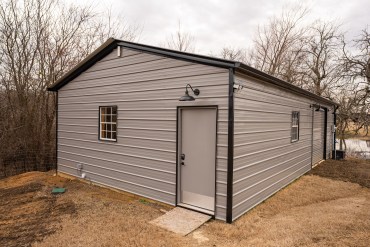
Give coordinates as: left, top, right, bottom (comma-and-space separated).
48, 38, 239, 91
48, 38, 118, 91
235, 64, 339, 106
47, 38, 338, 107
117, 40, 238, 69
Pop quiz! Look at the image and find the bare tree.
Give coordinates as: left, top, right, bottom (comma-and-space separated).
164, 21, 196, 52
342, 27, 370, 98
249, 5, 308, 80
93, 6, 142, 44
335, 81, 369, 149
300, 21, 343, 96
218, 46, 247, 62
247, 5, 369, 141
249, 6, 345, 97
0, 0, 140, 176
339, 27, 370, 138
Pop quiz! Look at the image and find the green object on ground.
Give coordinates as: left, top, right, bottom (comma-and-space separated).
139, 198, 149, 204
52, 187, 66, 194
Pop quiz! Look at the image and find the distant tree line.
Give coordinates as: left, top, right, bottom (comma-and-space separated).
0, 0, 140, 177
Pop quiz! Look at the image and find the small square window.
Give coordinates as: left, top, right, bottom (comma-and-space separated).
291, 111, 299, 142
99, 106, 117, 141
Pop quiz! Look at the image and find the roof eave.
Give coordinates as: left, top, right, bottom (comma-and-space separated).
116, 41, 237, 69
47, 38, 118, 92
235, 63, 339, 107
47, 38, 239, 92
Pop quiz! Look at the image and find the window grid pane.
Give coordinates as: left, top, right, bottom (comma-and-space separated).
291, 111, 299, 142
100, 106, 117, 141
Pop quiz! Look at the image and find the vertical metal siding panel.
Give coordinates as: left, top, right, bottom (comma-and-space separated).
232, 73, 313, 221
58, 47, 229, 221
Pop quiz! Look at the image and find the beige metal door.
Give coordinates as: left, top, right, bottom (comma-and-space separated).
178, 107, 216, 214
313, 110, 325, 165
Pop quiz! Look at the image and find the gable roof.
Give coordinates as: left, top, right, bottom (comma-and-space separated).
47, 38, 338, 106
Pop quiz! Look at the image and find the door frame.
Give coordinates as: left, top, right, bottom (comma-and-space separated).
323, 107, 328, 160
175, 105, 218, 215
311, 105, 328, 168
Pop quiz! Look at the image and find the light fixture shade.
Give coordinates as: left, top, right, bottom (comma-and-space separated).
179, 91, 195, 101
314, 104, 322, 111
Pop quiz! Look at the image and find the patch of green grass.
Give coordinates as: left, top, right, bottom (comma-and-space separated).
138, 198, 150, 205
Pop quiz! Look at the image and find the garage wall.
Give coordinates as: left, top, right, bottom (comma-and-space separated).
57, 47, 230, 220
232, 73, 315, 221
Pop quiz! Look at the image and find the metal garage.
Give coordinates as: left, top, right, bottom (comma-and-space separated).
48, 39, 338, 223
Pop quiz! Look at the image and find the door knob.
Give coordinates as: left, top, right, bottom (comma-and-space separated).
181, 154, 185, 160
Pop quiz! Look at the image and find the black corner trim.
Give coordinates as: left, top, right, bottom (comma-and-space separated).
323, 107, 328, 159
55, 91, 58, 175
175, 107, 179, 206
333, 106, 338, 154
226, 68, 234, 223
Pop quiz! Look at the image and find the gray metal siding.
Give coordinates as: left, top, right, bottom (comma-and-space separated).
232, 73, 316, 221
57, 47, 229, 220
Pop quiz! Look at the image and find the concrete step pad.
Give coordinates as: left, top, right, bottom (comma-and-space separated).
150, 207, 211, 236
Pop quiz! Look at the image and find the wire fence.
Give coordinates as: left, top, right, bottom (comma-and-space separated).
0, 149, 56, 179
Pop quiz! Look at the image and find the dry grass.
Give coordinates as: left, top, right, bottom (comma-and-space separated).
201, 175, 370, 246
1, 159, 370, 247
0, 172, 196, 247
33, 182, 194, 247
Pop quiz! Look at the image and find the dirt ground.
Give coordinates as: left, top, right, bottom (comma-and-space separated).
1, 159, 370, 247
308, 158, 370, 188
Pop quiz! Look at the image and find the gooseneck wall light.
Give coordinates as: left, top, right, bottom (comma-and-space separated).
315, 105, 325, 112
179, 84, 200, 101
310, 103, 325, 112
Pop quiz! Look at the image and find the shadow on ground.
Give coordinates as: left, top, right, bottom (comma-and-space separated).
308, 158, 370, 188
0, 179, 76, 247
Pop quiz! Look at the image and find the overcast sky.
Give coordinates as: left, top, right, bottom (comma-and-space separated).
73, 0, 369, 55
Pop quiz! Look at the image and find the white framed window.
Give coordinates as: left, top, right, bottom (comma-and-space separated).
291, 111, 299, 142
99, 106, 117, 141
